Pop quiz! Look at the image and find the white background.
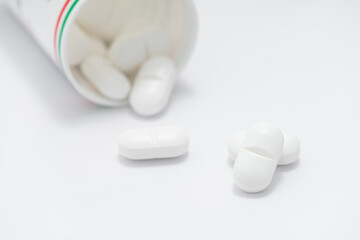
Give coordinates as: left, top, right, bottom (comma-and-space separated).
0, 0, 360, 239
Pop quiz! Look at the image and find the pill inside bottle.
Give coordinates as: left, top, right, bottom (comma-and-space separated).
61, 0, 197, 107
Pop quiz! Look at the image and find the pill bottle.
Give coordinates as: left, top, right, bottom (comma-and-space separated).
5, 0, 197, 106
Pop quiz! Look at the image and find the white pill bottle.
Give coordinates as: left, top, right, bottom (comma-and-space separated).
5, 0, 197, 106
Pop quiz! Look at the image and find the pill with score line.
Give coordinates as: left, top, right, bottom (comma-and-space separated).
118, 127, 189, 160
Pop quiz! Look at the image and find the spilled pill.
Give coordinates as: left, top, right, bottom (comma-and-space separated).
129, 56, 177, 116
234, 123, 284, 193
119, 127, 189, 160
80, 55, 131, 101
228, 131, 300, 165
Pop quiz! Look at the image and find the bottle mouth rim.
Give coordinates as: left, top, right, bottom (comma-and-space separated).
60, 0, 198, 106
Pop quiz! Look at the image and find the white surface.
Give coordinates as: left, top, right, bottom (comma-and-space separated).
118, 126, 189, 160
0, 0, 360, 239
228, 130, 247, 161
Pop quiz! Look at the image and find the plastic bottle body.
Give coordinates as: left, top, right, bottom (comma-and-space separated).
5, 0, 197, 106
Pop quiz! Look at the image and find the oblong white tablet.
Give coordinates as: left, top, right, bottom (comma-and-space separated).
228, 131, 300, 165
119, 127, 189, 160
129, 56, 177, 116
80, 55, 131, 101
228, 131, 247, 162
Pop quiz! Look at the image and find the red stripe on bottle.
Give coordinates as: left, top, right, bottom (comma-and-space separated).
54, 0, 72, 66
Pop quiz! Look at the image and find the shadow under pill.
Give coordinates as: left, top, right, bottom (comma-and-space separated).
227, 157, 235, 168
277, 159, 301, 173
118, 153, 189, 168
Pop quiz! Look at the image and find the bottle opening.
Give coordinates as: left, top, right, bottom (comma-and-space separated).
61, 0, 197, 106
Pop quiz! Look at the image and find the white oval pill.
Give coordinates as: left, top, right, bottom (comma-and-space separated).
80, 55, 131, 101
119, 127, 189, 160
228, 131, 300, 165
129, 56, 177, 116
66, 23, 91, 66
234, 123, 284, 193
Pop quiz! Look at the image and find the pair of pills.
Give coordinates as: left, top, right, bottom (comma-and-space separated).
118, 123, 300, 194
66, 0, 175, 116
229, 123, 300, 193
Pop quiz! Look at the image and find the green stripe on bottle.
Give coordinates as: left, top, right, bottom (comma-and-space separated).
58, 0, 80, 70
